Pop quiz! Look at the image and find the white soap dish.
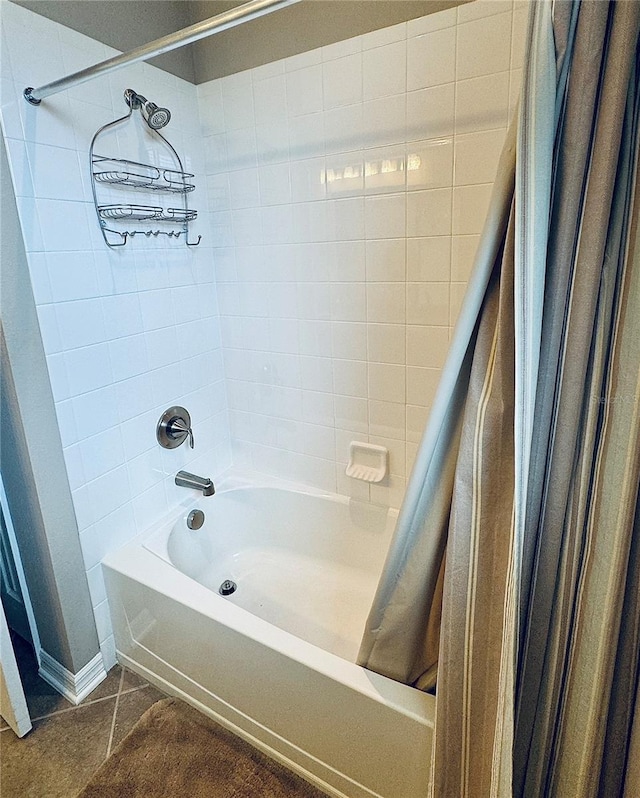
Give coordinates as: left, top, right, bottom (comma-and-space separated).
345, 441, 388, 483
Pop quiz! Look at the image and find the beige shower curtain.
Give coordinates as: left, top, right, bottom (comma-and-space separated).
358, 1, 640, 796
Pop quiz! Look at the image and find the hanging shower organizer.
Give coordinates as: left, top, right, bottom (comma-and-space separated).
89, 89, 201, 248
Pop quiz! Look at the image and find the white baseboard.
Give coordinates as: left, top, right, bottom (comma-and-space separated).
38, 650, 108, 706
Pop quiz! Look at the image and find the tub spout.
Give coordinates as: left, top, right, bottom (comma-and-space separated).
175, 470, 215, 496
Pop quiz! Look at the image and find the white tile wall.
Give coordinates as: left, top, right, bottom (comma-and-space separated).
0, 0, 231, 665
201, 0, 526, 503
1, 0, 528, 664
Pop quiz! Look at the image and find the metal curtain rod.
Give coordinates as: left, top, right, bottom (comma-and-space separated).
23, 0, 301, 105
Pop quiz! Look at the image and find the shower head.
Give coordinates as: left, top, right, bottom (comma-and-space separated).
124, 89, 171, 130
142, 101, 171, 130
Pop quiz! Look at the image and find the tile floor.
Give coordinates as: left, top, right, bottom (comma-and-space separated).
0, 633, 165, 797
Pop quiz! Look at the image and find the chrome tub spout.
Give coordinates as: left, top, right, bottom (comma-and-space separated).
175, 470, 215, 496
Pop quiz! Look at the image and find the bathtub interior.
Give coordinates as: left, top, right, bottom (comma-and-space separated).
144, 479, 398, 661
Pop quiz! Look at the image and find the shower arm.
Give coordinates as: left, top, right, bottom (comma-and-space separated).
23, 0, 301, 106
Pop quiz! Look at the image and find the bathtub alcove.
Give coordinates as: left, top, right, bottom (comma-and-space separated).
103, 473, 434, 798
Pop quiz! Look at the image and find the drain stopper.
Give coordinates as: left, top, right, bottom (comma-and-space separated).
219, 580, 237, 596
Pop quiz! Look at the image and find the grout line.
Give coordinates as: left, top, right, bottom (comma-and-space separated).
105, 666, 126, 760
30, 692, 118, 723
29, 681, 148, 724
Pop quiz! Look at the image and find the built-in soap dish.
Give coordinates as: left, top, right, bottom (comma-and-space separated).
345, 441, 388, 483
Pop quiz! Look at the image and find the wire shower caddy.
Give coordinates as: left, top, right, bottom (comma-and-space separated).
89, 93, 201, 248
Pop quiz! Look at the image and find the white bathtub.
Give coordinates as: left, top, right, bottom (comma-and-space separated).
102, 477, 434, 798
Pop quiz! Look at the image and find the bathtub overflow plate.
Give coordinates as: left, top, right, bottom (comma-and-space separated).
187, 509, 205, 530
219, 580, 237, 596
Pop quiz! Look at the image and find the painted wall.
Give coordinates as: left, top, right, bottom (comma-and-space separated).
0, 0, 230, 667
200, 0, 527, 507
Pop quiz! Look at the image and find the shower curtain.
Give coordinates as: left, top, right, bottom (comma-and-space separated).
357, 1, 640, 796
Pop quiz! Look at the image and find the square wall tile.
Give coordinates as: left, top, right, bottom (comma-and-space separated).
366, 239, 406, 282
406, 282, 450, 326
370, 434, 406, 478
327, 152, 365, 198
221, 71, 255, 130
456, 12, 513, 81
56, 299, 106, 350
253, 74, 287, 126
451, 235, 480, 281
364, 146, 405, 196
324, 104, 363, 155
64, 343, 113, 396
369, 400, 406, 440
286, 65, 323, 117
367, 323, 406, 365
407, 366, 441, 407
455, 72, 510, 134
323, 53, 363, 110
363, 41, 407, 101
291, 157, 327, 202
334, 395, 368, 432
329, 241, 366, 282
407, 237, 451, 282
302, 390, 334, 426
407, 325, 450, 369
407, 188, 452, 237
258, 163, 292, 205
333, 359, 368, 398
453, 183, 493, 235
407, 403, 430, 443
330, 197, 365, 242
511, 5, 529, 71
72, 385, 120, 440
367, 282, 406, 324
407, 138, 453, 191
407, 83, 456, 143
362, 94, 406, 149
228, 167, 261, 209
300, 355, 334, 392
198, 81, 225, 136
369, 362, 405, 404
407, 27, 456, 91
80, 429, 125, 484
330, 284, 366, 322
365, 194, 406, 240
455, 128, 506, 186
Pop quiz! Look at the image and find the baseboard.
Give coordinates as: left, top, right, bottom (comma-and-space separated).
38, 650, 108, 706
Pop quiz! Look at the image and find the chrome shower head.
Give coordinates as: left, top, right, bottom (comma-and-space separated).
143, 101, 171, 130
124, 89, 171, 130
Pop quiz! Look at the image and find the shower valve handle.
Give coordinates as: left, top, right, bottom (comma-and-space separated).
170, 417, 194, 449
156, 406, 194, 450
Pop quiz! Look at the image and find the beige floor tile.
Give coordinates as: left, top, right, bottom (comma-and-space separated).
0, 697, 117, 798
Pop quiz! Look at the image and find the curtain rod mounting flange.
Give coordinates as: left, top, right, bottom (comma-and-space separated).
23, 88, 41, 106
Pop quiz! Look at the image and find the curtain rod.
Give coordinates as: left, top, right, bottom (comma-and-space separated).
23, 0, 301, 105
